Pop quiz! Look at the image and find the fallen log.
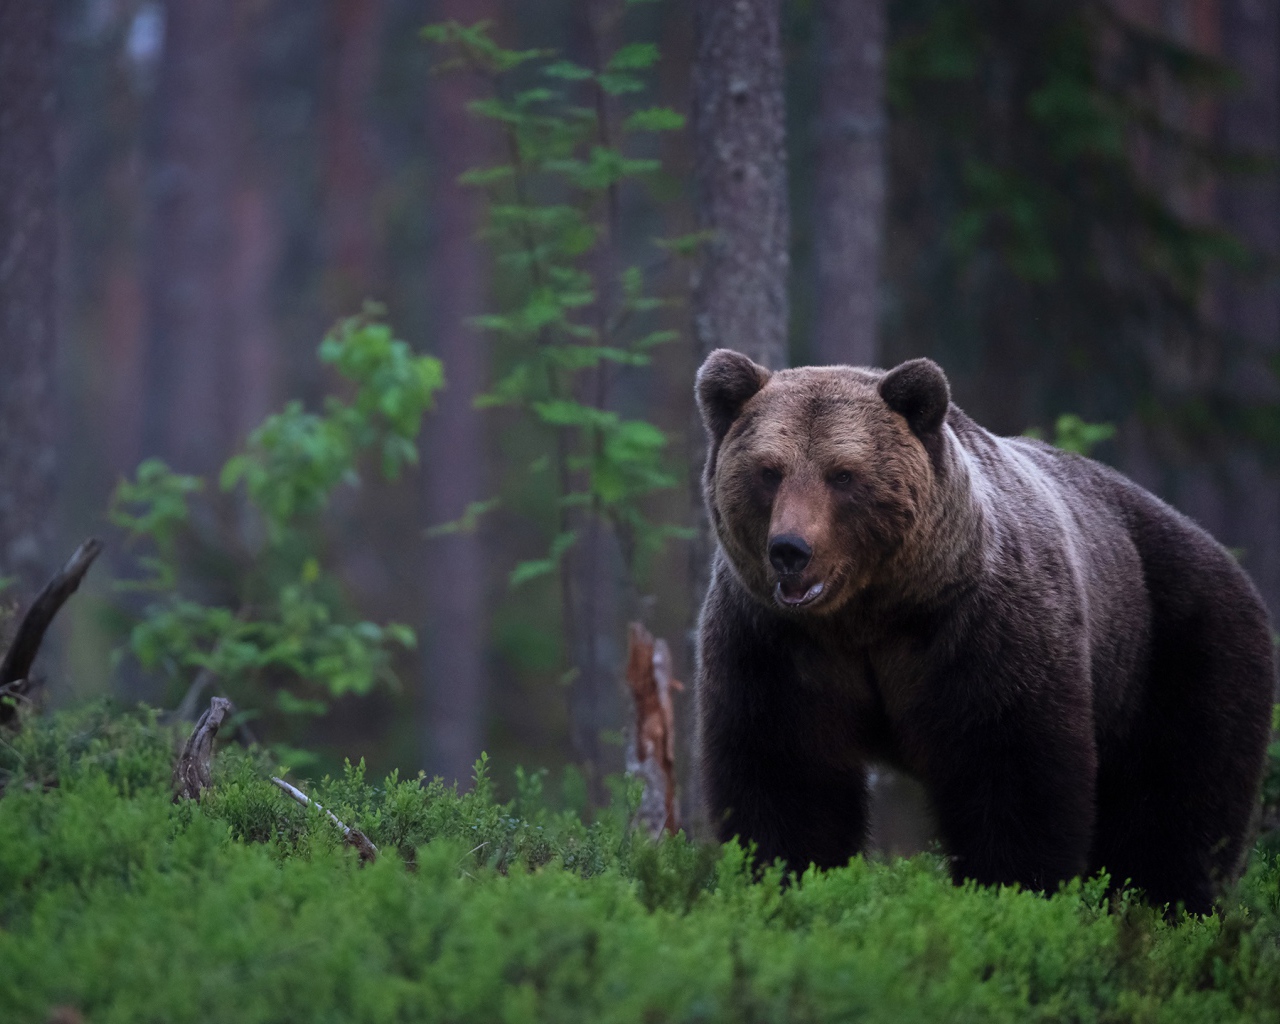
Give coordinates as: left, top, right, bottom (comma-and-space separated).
0, 539, 104, 725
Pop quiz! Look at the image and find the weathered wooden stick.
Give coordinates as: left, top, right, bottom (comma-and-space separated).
0, 538, 105, 724
270, 776, 378, 863
173, 696, 234, 801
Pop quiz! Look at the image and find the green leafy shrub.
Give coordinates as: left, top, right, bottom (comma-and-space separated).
422, 16, 693, 599
5, 704, 1280, 1022
109, 309, 442, 738
1024, 413, 1117, 457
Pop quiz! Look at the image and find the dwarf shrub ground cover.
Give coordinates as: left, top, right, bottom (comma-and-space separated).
3, 705, 1280, 1023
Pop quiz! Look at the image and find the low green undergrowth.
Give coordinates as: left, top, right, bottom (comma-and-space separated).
4, 705, 1280, 1023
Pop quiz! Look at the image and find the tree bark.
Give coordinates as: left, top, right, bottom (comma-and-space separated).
1217, 0, 1280, 620
692, 0, 790, 370
421, 0, 494, 783
323, 0, 385, 316
227, 185, 281, 445
0, 0, 59, 594
688, 0, 789, 834
141, 0, 240, 474
811, 0, 887, 368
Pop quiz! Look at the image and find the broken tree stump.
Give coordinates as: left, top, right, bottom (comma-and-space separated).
624, 621, 683, 838
0, 538, 104, 725
173, 696, 234, 801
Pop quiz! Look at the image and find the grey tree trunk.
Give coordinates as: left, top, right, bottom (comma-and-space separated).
0, 0, 58, 595
688, 0, 789, 832
692, 0, 790, 371
323, 0, 385, 315
810, 0, 887, 368
421, 0, 494, 783
561, 0, 626, 796
1218, 0, 1280, 621
141, 0, 239, 474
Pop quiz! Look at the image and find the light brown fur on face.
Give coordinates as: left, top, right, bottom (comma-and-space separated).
706, 364, 935, 615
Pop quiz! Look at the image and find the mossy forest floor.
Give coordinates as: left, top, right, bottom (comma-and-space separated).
3, 703, 1280, 1023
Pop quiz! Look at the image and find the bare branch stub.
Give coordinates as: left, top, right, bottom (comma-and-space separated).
624, 621, 684, 838
270, 776, 378, 863
173, 696, 234, 802
0, 538, 105, 724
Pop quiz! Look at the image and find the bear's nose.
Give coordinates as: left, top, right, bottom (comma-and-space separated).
768, 534, 812, 575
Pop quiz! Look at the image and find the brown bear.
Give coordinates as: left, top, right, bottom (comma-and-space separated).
695, 348, 1275, 915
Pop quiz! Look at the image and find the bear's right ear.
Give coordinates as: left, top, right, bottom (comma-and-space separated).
696, 349, 771, 443
879, 358, 950, 438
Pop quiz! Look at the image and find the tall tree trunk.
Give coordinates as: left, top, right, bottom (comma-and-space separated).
227, 184, 280, 445
0, 1, 58, 595
1218, 0, 1280, 619
421, 0, 494, 783
141, 0, 239, 473
692, 0, 790, 371
323, 0, 385, 315
810, 0, 887, 368
689, 0, 789, 832
809, 0, 923, 858
558, 0, 628, 799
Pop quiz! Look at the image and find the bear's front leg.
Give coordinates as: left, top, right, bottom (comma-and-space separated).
914, 688, 1098, 893
701, 712, 870, 874
698, 582, 869, 874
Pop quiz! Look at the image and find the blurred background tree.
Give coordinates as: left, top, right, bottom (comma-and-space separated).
0, 0, 58, 595
15, 0, 1275, 808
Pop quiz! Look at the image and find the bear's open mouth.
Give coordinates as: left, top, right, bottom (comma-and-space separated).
775, 578, 825, 607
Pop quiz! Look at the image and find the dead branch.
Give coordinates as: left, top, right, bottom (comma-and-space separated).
270, 776, 378, 863
0, 539, 104, 724
624, 621, 684, 838
173, 696, 234, 801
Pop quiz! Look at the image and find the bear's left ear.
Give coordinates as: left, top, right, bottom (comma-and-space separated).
879, 358, 950, 437
696, 348, 772, 443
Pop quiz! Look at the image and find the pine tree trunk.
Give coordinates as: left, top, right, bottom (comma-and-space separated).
811, 0, 887, 368
227, 185, 280, 445
692, 0, 790, 371
421, 0, 494, 783
141, 0, 239, 473
323, 0, 385, 315
0, 1, 58, 595
688, 0, 789, 832
1218, 0, 1280, 620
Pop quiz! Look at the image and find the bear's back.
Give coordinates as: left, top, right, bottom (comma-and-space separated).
945, 411, 1165, 723
947, 406, 1271, 741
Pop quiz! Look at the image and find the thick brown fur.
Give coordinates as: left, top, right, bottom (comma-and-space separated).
695, 349, 1275, 915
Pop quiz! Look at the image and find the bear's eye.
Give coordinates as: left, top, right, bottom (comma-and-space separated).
829, 470, 854, 487
760, 467, 782, 487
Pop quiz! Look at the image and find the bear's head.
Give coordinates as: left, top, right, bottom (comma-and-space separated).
696, 349, 951, 615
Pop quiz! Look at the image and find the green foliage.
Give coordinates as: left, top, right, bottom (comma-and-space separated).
1261, 705, 1280, 810
885, 0, 1258, 447
423, 14, 688, 596
1026, 414, 1117, 457
6, 704, 1280, 1022
109, 309, 442, 722
110, 460, 204, 591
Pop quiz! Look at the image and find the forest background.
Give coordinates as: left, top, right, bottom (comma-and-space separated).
2, 0, 1278, 825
